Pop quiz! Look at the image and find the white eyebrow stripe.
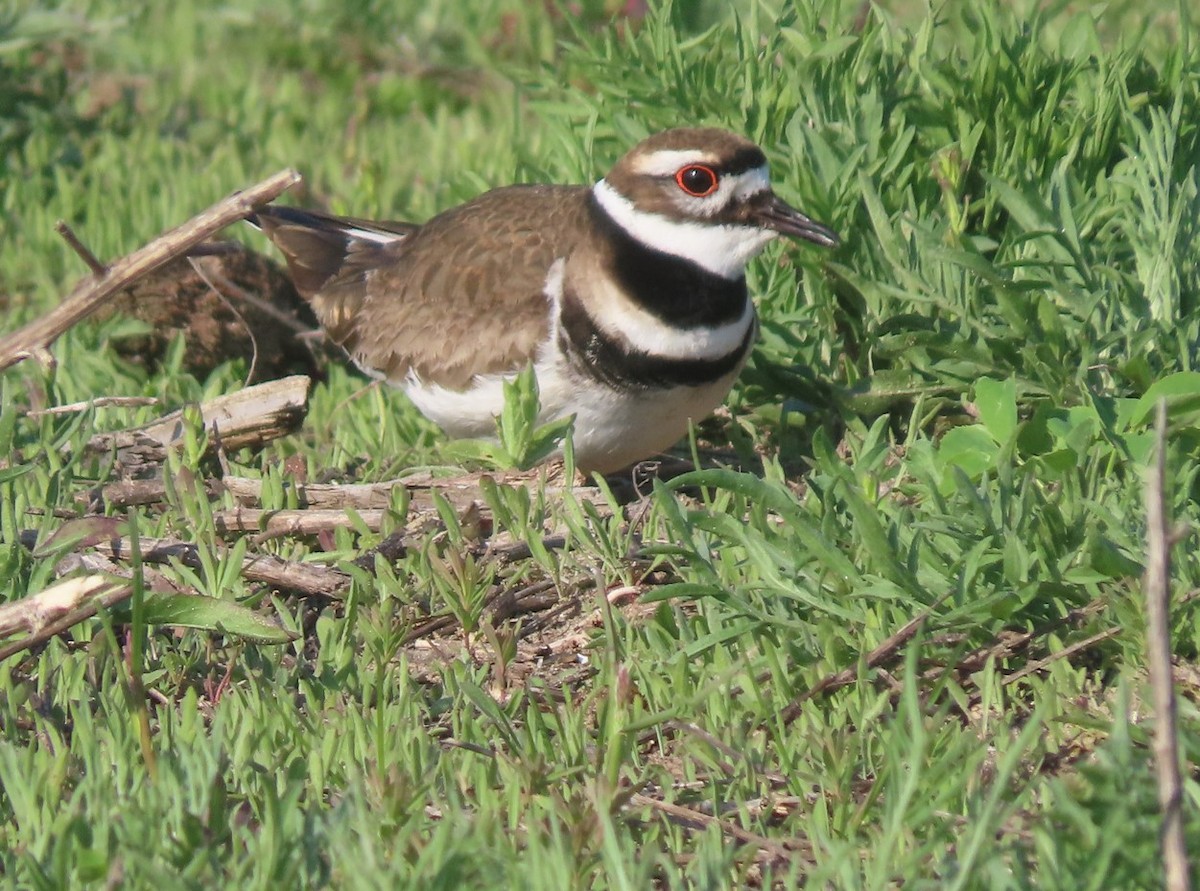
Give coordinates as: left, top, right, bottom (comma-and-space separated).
630, 149, 717, 177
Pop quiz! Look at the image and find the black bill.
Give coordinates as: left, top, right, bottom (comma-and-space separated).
752, 193, 840, 248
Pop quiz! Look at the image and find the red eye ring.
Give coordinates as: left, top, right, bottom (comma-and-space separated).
675, 164, 719, 197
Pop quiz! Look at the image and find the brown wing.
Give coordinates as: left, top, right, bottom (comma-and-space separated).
251, 207, 418, 349
255, 186, 590, 391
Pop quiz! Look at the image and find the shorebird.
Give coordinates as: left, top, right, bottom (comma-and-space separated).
252, 127, 838, 472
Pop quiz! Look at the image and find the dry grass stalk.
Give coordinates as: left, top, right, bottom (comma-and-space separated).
1144, 400, 1191, 891
0, 169, 300, 372
84, 374, 311, 469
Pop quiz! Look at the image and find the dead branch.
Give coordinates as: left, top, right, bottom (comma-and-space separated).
87, 469, 579, 572
780, 595, 948, 725
89, 477, 224, 509
54, 220, 107, 275
212, 507, 389, 537
627, 792, 809, 865
0, 575, 134, 663
1000, 626, 1122, 687
91, 535, 350, 598
25, 396, 160, 418
949, 598, 1109, 678
0, 574, 128, 642
97, 471, 578, 512
1145, 399, 1190, 891
0, 548, 189, 662
221, 470, 607, 515
0, 168, 300, 372
222, 475, 411, 510
84, 374, 310, 467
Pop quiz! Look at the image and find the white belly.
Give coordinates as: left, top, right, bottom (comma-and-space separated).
401, 256, 754, 473
403, 355, 744, 473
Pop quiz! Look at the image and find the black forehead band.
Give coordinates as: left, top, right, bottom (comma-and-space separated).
719, 147, 768, 177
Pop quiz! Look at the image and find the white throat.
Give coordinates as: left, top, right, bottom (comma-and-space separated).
592, 179, 776, 280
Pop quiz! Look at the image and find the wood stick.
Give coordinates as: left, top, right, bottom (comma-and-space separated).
220, 471, 600, 511
54, 220, 108, 275
26, 396, 161, 418
84, 374, 310, 463
0, 581, 135, 663
1144, 399, 1191, 891
91, 535, 350, 599
780, 594, 949, 725
89, 477, 224, 509
948, 598, 1108, 677
92, 465, 614, 530
221, 475, 411, 510
213, 507, 388, 536
0, 574, 129, 642
0, 169, 300, 372
1000, 626, 1121, 687
627, 792, 808, 862
96, 473, 506, 511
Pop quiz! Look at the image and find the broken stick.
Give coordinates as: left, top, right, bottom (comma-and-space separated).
91, 535, 350, 599
0, 168, 301, 373
84, 374, 311, 467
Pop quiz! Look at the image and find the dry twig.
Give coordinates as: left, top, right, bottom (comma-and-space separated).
0, 575, 127, 642
781, 595, 948, 725
627, 792, 809, 865
213, 507, 389, 538
1001, 626, 1122, 687
221, 471, 606, 515
0, 575, 132, 663
84, 374, 311, 469
0, 169, 300, 372
950, 598, 1109, 677
25, 396, 160, 418
91, 535, 349, 598
1144, 400, 1191, 891
55, 220, 108, 275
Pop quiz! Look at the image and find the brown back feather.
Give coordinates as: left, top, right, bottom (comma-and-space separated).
256, 186, 591, 390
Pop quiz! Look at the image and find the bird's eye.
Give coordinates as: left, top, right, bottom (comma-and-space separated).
675, 164, 719, 197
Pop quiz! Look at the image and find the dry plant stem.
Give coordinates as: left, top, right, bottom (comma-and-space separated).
1144, 400, 1191, 891
213, 507, 390, 536
0, 576, 133, 663
92, 535, 349, 598
1001, 626, 1122, 687
93, 477, 224, 509
0, 575, 127, 641
627, 792, 807, 863
55, 220, 107, 275
84, 374, 311, 460
780, 595, 947, 725
221, 472, 605, 513
100, 472, 582, 514
950, 597, 1108, 677
0, 169, 301, 372
26, 396, 160, 418
401, 578, 571, 645
97, 474, 509, 511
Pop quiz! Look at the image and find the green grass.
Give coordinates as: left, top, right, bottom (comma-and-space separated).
3, 0, 1200, 886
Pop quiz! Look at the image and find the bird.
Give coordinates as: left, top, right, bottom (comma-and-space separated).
250, 127, 839, 473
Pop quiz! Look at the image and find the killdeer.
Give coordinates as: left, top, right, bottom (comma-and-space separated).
250, 128, 839, 472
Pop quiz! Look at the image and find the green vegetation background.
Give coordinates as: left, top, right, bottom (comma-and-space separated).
2, 0, 1200, 887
